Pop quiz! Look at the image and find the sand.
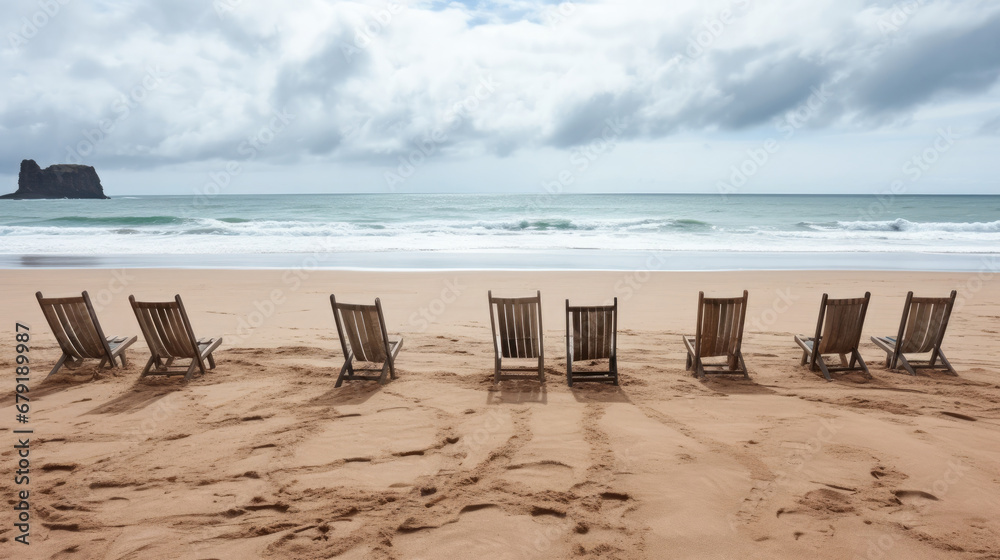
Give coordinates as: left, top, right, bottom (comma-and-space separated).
1, 268, 999, 559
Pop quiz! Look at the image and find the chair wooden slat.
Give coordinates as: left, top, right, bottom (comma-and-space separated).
529, 301, 541, 359
343, 309, 366, 361
364, 308, 387, 362
515, 302, 527, 358
64, 303, 101, 357
568, 311, 584, 360
55, 304, 87, 358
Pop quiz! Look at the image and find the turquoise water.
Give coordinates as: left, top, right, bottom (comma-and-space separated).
1, 194, 998, 269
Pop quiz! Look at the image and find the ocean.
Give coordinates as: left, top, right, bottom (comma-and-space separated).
1, 194, 998, 270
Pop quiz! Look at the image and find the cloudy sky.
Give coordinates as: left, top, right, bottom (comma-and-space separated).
2, 0, 999, 195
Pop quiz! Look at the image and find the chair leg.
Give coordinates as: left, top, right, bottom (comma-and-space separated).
98, 357, 108, 369
853, 350, 870, 377
335, 359, 353, 388
898, 354, 917, 376
800, 350, 808, 366
817, 355, 834, 382
183, 359, 200, 381
378, 361, 390, 385
936, 349, 957, 375
611, 355, 619, 386
494, 357, 501, 384
738, 352, 748, 379
207, 353, 216, 370
47, 353, 70, 378
695, 358, 706, 379
118, 352, 128, 368
686, 352, 692, 371
139, 355, 156, 378
538, 357, 545, 383
567, 359, 573, 387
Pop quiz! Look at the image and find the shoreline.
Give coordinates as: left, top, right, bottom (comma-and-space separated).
1, 250, 998, 272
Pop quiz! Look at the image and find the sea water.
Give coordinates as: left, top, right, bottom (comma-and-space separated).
1, 194, 998, 270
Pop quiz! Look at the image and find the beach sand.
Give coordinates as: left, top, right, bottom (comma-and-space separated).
1, 268, 999, 559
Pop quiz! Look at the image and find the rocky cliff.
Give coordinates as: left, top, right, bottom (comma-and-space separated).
0, 159, 109, 199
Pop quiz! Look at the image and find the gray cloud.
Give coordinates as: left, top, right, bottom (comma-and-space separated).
0, 0, 998, 174
850, 10, 1000, 116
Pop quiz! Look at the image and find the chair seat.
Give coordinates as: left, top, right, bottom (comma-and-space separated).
197, 337, 223, 358
794, 336, 815, 352
107, 335, 138, 360
870, 336, 897, 354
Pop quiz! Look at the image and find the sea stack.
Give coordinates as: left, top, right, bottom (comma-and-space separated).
0, 159, 109, 199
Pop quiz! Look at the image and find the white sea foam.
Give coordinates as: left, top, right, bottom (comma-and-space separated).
2, 195, 998, 256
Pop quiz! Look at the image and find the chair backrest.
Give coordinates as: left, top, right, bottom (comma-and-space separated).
489, 291, 543, 359
129, 295, 200, 359
813, 292, 871, 355
36, 291, 112, 361
895, 291, 956, 354
695, 290, 748, 359
566, 298, 617, 361
330, 296, 390, 363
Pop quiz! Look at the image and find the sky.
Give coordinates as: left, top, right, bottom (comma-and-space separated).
1, 0, 999, 195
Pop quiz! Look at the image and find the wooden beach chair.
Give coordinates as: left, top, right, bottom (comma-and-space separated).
330, 295, 402, 387
36, 291, 137, 378
489, 290, 544, 383
565, 298, 618, 386
683, 290, 749, 378
794, 292, 870, 381
129, 295, 222, 381
871, 291, 957, 376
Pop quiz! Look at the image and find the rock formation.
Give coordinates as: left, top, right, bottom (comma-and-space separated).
0, 159, 109, 199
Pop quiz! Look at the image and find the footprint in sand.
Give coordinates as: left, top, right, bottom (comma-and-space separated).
893, 489, 939, 504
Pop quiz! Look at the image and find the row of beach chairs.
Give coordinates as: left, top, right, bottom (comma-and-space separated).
34, 289, 958, 386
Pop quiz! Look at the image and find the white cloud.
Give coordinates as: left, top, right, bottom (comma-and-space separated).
1, 0, 999, 193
